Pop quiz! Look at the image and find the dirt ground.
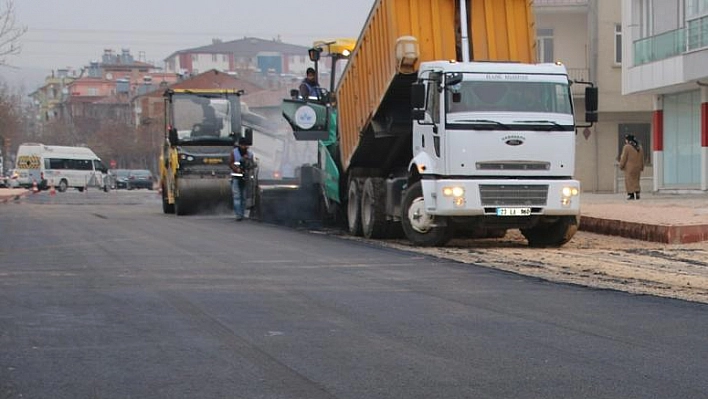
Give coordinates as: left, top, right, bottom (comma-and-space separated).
346, 230, 708, 304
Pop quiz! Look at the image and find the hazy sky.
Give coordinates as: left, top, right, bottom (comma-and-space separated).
1, 0, 373, 88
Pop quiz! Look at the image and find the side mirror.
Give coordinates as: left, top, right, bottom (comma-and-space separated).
168, 127, 178, 145
308, 48, 321, 62
411, 83, 425, 109
290, 89, 300, 99
585, 86, 598, 111
244, 127, 254, 145
585, 86, 598, 123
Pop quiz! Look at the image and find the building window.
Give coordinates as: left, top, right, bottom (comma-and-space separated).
618, 123, 652, 167
614, 24, 622, 64
87, 88, 98, 96
536, 28, 554, 63
191, 54, 197, 62
639, 0, 654, 38
222, 54, 228, 62
212, 54, 218, 62
687, 0, 708, 18
663, 91, 701, 187
687, 14, 708, 50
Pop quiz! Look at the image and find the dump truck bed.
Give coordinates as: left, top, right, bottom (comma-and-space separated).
336, 0, 536, 172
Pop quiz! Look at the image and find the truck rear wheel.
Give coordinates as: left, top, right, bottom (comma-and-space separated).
361, 177, 388, 238
401, 181, 452, 247
58, 179, 68, 193
521, 216, 578, 248
347, 179, 363, 236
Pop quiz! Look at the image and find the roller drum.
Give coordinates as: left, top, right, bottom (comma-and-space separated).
175, 178, 233, 215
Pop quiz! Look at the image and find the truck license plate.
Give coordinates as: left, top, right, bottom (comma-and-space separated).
496, 207, 531, 216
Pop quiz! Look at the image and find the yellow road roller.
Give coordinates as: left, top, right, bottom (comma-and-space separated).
160, 88, 257, 216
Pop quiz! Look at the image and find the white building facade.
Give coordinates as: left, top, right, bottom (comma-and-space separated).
623, 0, 708, 191
535, 0, 654, 193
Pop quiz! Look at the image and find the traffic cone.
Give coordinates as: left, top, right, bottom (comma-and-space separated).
32, 179, 39, 194
50, 181, 56, 196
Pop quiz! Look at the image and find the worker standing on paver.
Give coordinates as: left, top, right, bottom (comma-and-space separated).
619, 134, 645, 200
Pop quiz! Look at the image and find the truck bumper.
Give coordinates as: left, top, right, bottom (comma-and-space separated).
421, 178, 580, 217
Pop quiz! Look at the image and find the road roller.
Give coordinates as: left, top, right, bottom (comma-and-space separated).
160, 88, 257, 216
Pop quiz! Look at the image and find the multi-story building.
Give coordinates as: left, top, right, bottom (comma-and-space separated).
622, 0, 708, 192
28, 68, 78, 122
163, 37, 311, 79
535, 0, 654, 193
29, 49, 180, 129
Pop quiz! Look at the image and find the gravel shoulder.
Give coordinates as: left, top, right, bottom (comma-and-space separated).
346, 230, 708, 304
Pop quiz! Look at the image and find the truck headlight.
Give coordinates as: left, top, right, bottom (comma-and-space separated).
442, 186, 465, 197
562, 186, 579, 197
561, 186, 579, 207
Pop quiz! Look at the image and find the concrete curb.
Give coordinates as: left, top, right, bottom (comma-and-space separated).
580, 216, 708, 244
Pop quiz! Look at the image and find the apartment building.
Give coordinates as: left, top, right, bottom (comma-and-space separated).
28, 68, 77, 122
535, 0, 654, 193
622, 0, 708, 192
163, 37, 311, 78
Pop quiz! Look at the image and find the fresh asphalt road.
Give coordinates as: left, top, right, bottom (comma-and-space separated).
1, 190, 707, 398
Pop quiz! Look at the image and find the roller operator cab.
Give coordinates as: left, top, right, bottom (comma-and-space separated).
160, 89, 258, 216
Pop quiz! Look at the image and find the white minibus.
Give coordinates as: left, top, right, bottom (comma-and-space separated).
14, 143, 109, 192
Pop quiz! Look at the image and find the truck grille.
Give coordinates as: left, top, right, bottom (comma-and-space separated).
479, 184, 548, 206
476, 161, 550, 171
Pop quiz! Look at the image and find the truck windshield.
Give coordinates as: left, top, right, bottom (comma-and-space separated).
446, 79, 572, 115
172, 94, 241, 142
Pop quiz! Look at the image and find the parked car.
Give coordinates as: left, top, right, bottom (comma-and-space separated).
109, 169, 131, 189
127, 169, 154, 190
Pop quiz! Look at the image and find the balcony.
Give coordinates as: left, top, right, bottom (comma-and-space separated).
567, 68, 589, 95
633, 28, 686, 65
633, 16, 708, 66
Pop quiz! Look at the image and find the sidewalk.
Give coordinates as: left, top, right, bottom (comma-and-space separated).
580, 192, 708, 244
2, 187, 708, 243
0, 187, 31, 204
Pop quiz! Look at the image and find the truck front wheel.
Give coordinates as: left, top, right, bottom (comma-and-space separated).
520, 215, 579, 248
401, 181, 452, 247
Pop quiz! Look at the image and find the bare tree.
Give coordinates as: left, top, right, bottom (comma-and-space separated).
0, 0, 26, 65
